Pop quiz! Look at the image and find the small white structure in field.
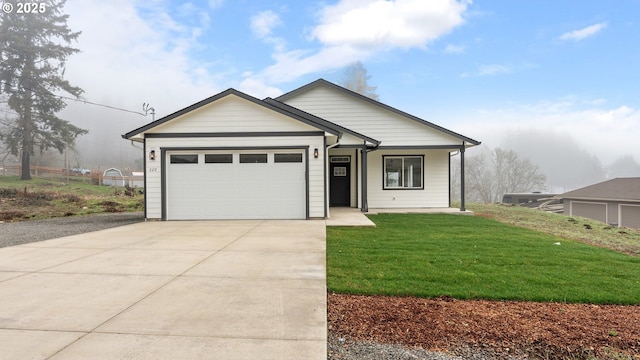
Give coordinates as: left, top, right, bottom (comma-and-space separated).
103, 168, 124, 186
129, 171, 144, 188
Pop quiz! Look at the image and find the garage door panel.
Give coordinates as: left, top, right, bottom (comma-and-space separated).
620, 205, 640, 229
166, 151, 306, 220
570, 201, 606, 223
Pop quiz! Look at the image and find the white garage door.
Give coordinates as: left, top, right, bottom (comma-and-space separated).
166, 151, 306, 220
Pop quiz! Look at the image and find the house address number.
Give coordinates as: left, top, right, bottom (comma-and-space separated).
148, 167, 159, 172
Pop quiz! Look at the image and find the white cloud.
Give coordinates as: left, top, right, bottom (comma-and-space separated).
244, 0, 470, 87
208, 0, 224, 9
251, 10, 283, 39
250, 10, 286, 52
559, 22, 607, 41
478, 64, 512, 76
460, 64, 513, 77
311, 0, 468, 50
59, 0, 470, 113
263, 45, 368, 83
63, 0, 219, 114
444, 44, 465, 54
237, 77, 283, 99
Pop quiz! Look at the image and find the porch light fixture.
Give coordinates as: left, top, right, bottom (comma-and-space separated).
314, 148, 319, 158
149, 150, 155, 161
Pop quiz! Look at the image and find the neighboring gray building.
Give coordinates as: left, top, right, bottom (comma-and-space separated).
557, 177, 640, 229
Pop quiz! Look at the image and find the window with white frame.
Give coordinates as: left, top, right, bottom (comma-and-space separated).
383, 156, 423, 189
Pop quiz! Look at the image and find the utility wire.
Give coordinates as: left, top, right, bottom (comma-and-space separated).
0, 81, 150, 117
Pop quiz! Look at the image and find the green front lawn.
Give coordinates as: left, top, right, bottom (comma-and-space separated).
327, 214, 640, 304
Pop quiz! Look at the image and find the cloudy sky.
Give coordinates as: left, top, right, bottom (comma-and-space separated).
56, 0, 638, 167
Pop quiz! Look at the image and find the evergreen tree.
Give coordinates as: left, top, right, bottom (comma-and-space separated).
339, 61, 379, 101
0, 0, 86, 180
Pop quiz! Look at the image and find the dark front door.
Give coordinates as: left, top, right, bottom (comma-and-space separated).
330, 158, 350, 206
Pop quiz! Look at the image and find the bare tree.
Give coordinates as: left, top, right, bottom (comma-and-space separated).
466, 148, 547, 203
466, 151, 496, 203
339, 61, 379, 100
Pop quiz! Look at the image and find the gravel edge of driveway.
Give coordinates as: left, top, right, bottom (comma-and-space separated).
327, 333, 472, 360
0, 212, 145, 248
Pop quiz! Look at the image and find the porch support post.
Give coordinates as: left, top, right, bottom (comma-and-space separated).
361, 146, 368, 212
460, 145, 466, 212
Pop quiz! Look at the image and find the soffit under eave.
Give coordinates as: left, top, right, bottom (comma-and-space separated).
125, 134, 144, 142
334, 132, 379, 147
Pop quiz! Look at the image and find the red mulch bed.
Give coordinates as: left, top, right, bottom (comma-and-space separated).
328, 293, 640, 359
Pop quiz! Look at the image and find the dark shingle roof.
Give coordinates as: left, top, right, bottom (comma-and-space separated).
559, 177, 640, 201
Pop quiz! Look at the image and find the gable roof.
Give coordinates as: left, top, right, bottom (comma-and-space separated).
276, 79, 481, 146
263, 98, 380, 146
558, 177, 640, 202
122, 88, 344, 141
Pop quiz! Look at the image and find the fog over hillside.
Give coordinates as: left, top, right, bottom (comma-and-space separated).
60, 102, 148, 171
498, 129, 640, 192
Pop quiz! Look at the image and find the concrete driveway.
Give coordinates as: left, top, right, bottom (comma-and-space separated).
0, 220, 327, 359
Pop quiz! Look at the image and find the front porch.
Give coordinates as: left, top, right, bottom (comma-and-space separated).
326, 147, 471, 214
325, 207, 474, 227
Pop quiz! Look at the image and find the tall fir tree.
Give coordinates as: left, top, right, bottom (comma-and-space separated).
339, 61, 379, 101
0, 0, 86, 180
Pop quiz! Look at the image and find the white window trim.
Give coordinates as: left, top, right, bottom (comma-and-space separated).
383, 155, 424, 190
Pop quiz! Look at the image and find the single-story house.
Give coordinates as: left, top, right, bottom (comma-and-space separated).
557, 177, 640, 229
122, 79, 480, 220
